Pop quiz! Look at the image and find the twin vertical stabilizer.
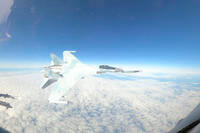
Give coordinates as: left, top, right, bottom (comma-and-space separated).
50, 53, 63, 66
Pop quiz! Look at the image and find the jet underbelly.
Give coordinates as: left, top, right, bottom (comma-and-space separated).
48, 59, 94, 103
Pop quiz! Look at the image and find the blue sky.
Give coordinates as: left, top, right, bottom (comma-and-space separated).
0, 0, 200, 70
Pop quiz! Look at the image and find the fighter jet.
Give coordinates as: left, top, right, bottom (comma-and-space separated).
97, 65, 141, 74
41, 51, 97, 103
41, 51, 141, 103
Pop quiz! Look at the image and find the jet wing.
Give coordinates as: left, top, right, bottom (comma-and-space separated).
40, 78, 57, 89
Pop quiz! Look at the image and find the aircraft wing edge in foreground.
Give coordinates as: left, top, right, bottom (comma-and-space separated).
169, 103, 200, 133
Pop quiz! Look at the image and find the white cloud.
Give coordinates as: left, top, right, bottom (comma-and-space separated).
0, 0, 14, 24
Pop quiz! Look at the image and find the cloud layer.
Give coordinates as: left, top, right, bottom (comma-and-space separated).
0, 71, 199, 133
